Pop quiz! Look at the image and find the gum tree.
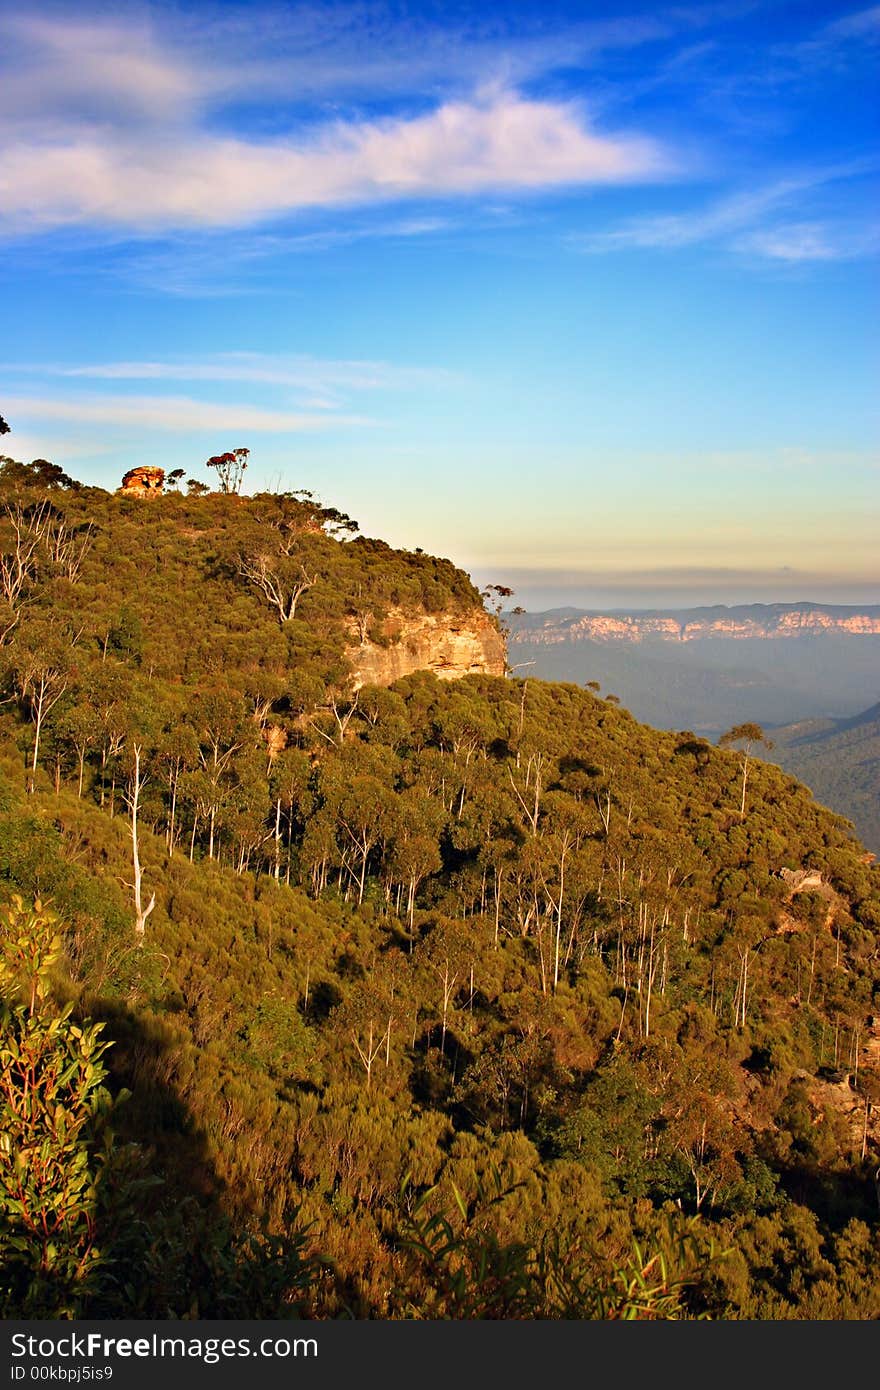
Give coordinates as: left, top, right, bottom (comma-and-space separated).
718, 722, 773, 819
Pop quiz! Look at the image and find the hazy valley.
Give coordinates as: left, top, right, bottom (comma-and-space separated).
506, 604, 880, 853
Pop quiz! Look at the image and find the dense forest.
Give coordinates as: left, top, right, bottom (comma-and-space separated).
1, 457, 879, 1320
768, 704, 880, 857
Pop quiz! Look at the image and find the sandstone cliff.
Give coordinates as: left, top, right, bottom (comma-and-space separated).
509, 603, 880, 647
348, 608, 506, 689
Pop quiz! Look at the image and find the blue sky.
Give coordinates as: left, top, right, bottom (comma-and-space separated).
1, 0, 878, 608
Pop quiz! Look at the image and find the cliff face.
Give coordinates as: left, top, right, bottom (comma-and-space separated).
509, 605, 880, 646
349, 608, 506, 689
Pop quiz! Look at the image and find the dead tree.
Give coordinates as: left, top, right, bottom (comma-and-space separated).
237, 551, 317, 624
125, 743, 155, 942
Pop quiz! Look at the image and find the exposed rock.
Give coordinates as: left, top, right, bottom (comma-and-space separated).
348, 608, 506, 689
118, 467, 165, 497
263, 725, 287, 765
776, 867, 847, 937
509, 604, 880, 646
795, 1057, 880, 1156
779, 867, 825, 892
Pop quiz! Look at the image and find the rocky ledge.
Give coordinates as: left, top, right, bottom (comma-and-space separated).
349, 609, 506, 689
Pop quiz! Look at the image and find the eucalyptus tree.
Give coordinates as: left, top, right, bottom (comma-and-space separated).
6, 617, 80, 793
719, 722, 774, 819
236, 549, 317, 625
206, 447, 249, 495
0, 501, 43, 643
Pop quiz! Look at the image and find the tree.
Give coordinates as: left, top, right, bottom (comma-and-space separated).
336, 775, 395, 905
237, 549, 317, 625
166, 468, 186, 492
189, 689, 249, 860
0, 415, 9, 435
206, 448, 249, 495
0, 502, 42, 643
481, 583, 515, 636
124, 743, 155, 942
718, 722, 773, 819
186, 478, 210, 497
0, 897, 118, 1315
7, 619, 78, 793
0, 457, 78, 490
27, 459, 81, 491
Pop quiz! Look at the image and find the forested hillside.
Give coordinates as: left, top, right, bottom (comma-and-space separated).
769, 704, 880, 856
1, 461, 879, 1320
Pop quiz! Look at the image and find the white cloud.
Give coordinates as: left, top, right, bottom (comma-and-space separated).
3, 394, 375, 433
576, 182, 798, 251
5, 352, 455, 394
0, 88, 673, 233
0, 8, 682, 235
736, 222, 838, 262
736, 219, 880, 262
576, 162, 880, 260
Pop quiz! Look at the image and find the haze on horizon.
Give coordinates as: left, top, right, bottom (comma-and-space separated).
1, 1, 878, 612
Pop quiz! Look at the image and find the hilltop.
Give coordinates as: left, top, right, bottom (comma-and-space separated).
1, 461, 879, 1320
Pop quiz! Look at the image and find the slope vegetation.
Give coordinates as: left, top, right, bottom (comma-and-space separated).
769, 704, 880, 855
1, 465, 879, 1319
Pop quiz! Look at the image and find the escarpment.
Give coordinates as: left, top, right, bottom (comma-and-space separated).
348, 607, 506, 688
509, 602, 880, 646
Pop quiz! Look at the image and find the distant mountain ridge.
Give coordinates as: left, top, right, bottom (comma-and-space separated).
508, 602, 880, 645
503, 603, 880, 740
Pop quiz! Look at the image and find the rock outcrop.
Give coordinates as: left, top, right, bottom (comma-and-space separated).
779, 867, 825, 892
349, 608, 506, 689
118, 467, 165, 497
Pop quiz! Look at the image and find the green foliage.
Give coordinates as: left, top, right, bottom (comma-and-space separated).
0, 472, 877, 1318
0, 896, 117, 1316
392, 1176, 721, 1318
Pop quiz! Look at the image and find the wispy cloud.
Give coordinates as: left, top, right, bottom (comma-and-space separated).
0, 428, 116, 461
735, 220, 880, 262
782, 4, 880, 67
0, 7, 682, 121
575, 161, 880, 260
104, 213, 505, 296
1, 352, 457, 440
0, 11, 682, 235
824, 6, 880, 40
3, 394, 375, 433
0, 15, 207, 127
10, 353, 455, 393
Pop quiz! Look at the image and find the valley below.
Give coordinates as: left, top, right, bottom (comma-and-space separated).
507, 603, 880, 852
